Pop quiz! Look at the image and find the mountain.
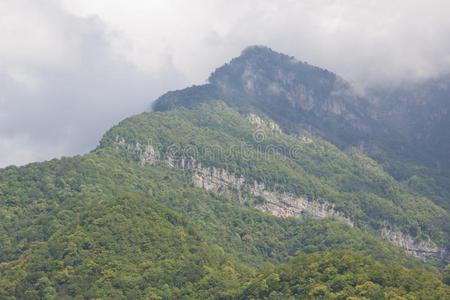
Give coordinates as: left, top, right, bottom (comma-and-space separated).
369, 74, 450, 166
1, 46, 450, 299
367, 76, 450, 210
154, 46, 379, 147
155, 46, 450, 212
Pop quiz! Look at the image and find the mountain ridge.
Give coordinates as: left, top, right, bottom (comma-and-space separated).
1, 46, 449, 299
153, 46, 450, 212
101, 100, 449, 256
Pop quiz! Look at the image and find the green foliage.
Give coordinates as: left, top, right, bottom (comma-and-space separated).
1, 101, 449, 298
0, 178, 251, 299
237, 250, 450, 299
102, 101, 450, 247
443, 264, 450, 285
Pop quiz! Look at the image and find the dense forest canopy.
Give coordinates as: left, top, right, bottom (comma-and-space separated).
1, 46, 449, 299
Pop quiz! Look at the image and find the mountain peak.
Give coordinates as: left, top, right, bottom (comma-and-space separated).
231, 45, 299, 65
239, 45, 285, 59
209, 45, 307, 84
153, 45, 371, 148
208, 45, 340, 98
155, 46, 357, 124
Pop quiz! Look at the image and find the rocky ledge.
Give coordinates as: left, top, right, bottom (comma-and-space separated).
113, 135, 446, 261
191, 165, 353, 226
380, 227, 447, 260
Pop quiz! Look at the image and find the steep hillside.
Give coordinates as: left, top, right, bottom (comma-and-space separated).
1, 128, 448, 299
369, 76, 450, 210
154, 46, 450, 213
3, 140, 446, 298
101, 101, 449, 258
1, 46, 450, 299
237, 250, 450, 299
0, 156, 255, 299
154, 46, 380, 148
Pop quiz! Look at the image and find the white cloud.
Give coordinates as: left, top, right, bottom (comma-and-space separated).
60, 0, 450, 85
0, 0, 184, 167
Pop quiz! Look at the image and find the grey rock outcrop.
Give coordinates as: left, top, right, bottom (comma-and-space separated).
380, 227, 445, 259
113, 135, 446, 260
190, 164, 353, 226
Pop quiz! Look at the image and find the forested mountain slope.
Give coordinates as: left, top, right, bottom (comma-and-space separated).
1, 46, 449, 299
102, 101, 449, 255
154, 46, 450, 213
368, 76, 450, 210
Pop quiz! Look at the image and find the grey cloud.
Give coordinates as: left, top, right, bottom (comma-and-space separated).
0, 0, 185, 167
192, 0, 450, 86
67, 0, 450, 87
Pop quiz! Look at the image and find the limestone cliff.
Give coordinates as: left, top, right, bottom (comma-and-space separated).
191, 164, 353, 226
380, 227, 446, 259
112, 135, 447, 261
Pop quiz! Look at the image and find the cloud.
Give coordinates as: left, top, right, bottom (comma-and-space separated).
1, 0, 450, 166
61, 0, 450, 85
0, 0, 184, 167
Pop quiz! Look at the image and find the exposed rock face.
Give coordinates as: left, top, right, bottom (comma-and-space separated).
380, 227, 445, 260
295, 134, 313, 144
114, 136, 158, 166
192, 162, 447, 260
192, 165, 245, 193
113, 138, 352, 225
190, 164, 353, 226
139, 144, 158, 166
113, 135, 446, 261
246, 113, 281, 134
208, 46, 355, 117
253, 189, 353, 226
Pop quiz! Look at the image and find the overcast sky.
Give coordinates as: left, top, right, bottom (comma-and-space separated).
1, 0, 450, 167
